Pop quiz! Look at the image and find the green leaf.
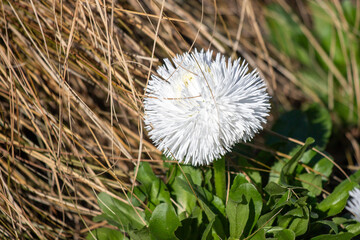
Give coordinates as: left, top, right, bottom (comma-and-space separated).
93, 213, 119, 227
275, 229, 296, 240
180, 166, 203, 186
149, 179, 171, 207
257, 189, 291, 228
176, 217, 202, 240
204, 168, 214, 192
313, 157, 334, 180
310, 232, 354, 240
267, 110, 308, 153
278, 206, 310, 236
264, 182, 288, 196
269, 160, 284, 184
128, 228, 151, 240
298, 173, 322, 196
175, 176, 226, 238
87, 228, 127, 240
226, 197, 249, 239
317, 170, 360, 217
136, 162, 171, 209
227, 182, 263, 238
297, 149, 333, 181
213, 157, 226, 201
171, 180, 196, 214
149, 203, 181, 240
201, 218, 215, 240
256, 210, 278, 229
236, 157, 262, 187
199, 199, 227, 239
266, 226, 285, 235
346, 222, 360, 236
169, 166, 202, 214
274, 191, 292, 209
332, 217, 349, 225
315, 220, 339, 234
128, 186, 148, 207
280, 137, 315, 186
333, 218, 360, 236
249, 228, 266, 240
176, 176, 213, 204
304, 103, 332, 150
137, 162, 158, 185
267, 104, 331, 152
211, 195, 226, 216
97, 192, 146, 230
231, 174, 249, 189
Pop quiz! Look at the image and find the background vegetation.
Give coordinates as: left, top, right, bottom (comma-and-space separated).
0, 0, 359, 239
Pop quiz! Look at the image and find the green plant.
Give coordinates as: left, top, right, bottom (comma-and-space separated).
266, 0, 360, 126
88, 104, 360, 239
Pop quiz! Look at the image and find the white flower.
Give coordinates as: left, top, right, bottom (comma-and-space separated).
144, 49, 270, 166
346, 187, 360, 222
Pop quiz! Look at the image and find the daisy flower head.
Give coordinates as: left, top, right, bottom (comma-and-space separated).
144, 49, 271, 166
346, 187, 360, 222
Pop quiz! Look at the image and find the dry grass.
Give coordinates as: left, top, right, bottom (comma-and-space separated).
0, 0, 356, 239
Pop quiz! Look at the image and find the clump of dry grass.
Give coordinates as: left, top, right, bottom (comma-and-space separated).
0, 0, 353, 239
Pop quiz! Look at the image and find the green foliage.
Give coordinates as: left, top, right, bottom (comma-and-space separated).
88, 104, 360, 239
267, 103, 331, 151
213, 157, 226, 202
149, 203, 181, 240
87, 228, 128, 240
266, 1, 360, 126
227, 179, 262, 238
95, 192, 146, 231
279, 137, 315, 187
317, 170, 360, 217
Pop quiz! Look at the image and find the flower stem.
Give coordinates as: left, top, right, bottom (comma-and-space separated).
214, 157, 226, 202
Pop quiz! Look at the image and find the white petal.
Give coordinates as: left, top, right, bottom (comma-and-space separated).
144, 49, 271, 166
346, 188, 360, 222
